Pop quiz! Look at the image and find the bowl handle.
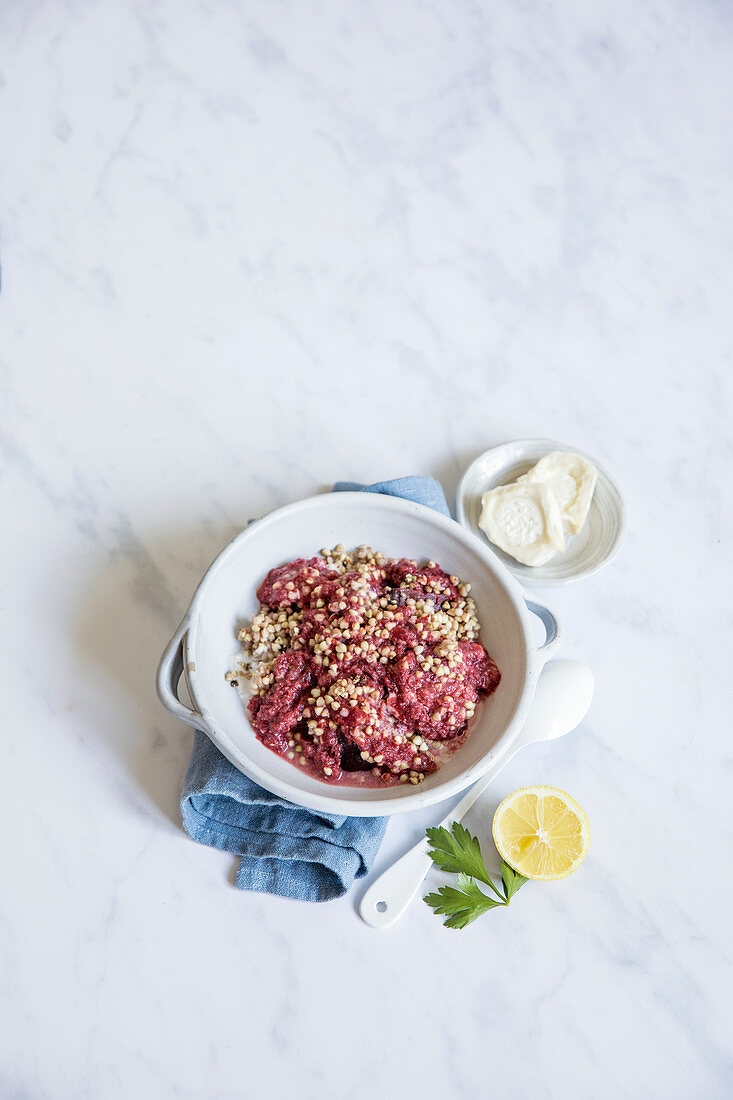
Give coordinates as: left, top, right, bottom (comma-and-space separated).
523, 591, 561, 662
156, 618, 205, 730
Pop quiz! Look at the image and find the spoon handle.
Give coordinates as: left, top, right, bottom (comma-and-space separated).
357, 837, 433, 929
358, 744, 522, 929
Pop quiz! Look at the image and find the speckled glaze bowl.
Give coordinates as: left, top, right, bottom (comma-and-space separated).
156, 492, 560, 816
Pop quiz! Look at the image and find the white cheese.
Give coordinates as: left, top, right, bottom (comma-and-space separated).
520, 451, 598, 535
479, 482, 566, 567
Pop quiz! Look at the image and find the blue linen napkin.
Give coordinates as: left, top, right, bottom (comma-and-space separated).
180, 475, 452, 902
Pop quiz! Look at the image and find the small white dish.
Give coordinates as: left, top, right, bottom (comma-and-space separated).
455, 439, 626, 587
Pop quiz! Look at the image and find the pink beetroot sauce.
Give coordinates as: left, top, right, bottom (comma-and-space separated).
235, 548, 501, 787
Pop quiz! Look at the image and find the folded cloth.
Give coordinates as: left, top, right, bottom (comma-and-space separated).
333, 475, 451, 518
180, 475, 452, 902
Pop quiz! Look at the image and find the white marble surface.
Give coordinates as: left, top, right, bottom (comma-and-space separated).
2, 0, 732, 1096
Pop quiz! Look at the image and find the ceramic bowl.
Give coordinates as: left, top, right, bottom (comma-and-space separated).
456, 439, 626, 586
156, 492, 560, 816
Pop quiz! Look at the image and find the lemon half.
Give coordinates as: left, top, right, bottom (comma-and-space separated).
492, 786, 590, 881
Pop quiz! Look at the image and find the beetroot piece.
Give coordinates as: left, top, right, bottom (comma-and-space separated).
460, 641, 502, 695
256, 558, 340, 609
247, 650, 313, 753
301, 725, 343, 778
384, 559, 460, 603
388, 643, 501, 740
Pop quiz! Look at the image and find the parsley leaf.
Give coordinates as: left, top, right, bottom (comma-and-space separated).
424, 823, 531, 929
424, 874, 505, 929
425, 823, 505, 900
500, 859, 528, 901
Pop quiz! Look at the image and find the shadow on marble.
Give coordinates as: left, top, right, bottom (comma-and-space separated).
74, 519, 245, 833
430, 446, 496, 514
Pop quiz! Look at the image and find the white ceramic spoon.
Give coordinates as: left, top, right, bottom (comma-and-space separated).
359, 659, 594, 928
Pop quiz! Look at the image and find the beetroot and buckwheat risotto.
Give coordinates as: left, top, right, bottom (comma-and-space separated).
227, 544, 501, 786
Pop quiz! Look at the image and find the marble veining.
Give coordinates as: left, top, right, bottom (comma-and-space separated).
1, 0, 732, 1096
